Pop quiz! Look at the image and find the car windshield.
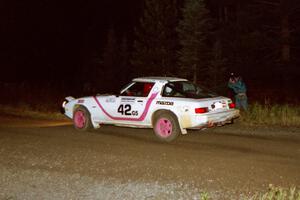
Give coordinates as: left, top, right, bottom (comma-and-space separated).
162, 81, 217, 98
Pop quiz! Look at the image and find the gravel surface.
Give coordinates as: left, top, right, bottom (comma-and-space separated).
0, 117, 299, 199
1, 165, 210, 200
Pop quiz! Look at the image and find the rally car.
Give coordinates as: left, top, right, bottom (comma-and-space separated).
61, 77, 239, 142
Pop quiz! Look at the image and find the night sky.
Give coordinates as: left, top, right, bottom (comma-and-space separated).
1, 0, 141, 82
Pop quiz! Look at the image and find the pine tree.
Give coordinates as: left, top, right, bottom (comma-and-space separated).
177, 0, 213, 83
102, 27, 118, 71
208, 39, 227, 92
131, 0, 179, 77
100, 27, 119, 91
118, 35, 130, 85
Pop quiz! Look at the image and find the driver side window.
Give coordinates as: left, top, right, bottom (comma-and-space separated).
121, 82, 154, 97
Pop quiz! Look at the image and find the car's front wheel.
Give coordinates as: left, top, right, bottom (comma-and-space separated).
153, 111, 181, 142
73, 106, 93, 131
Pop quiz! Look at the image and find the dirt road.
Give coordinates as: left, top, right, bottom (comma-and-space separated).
0, 117, 299, 199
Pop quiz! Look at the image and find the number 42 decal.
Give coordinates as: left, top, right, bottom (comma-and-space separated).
118, 104, 138, 116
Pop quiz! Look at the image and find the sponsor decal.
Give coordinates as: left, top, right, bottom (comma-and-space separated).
211, 101, 226, 110
106, 97, 116, 103
77, 99, 84, 103
121, 97, 136, 102
156, 101, 174, 106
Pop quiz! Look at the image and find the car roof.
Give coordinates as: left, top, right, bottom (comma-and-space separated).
133, 76, 188, 83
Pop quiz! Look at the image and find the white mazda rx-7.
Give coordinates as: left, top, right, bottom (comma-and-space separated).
61, 77, 239, 142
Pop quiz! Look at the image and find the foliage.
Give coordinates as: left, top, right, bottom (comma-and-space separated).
216, 2, 277, 80
250, 185, 300, 200
116, 35, 131, 86
99, 27, 120, 90
211, 0, 300, 94
84, 0, 300, 101
131, 0, 179, 77
200, 191, 210, 200
197, 185, 300, 200
206, 39, 227, 91
241, 103, 300, 127
102, 27, 118, 70
177, 0, 214, 83
87, 28, 131, 93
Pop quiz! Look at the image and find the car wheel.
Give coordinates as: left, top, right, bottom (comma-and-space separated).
153, 111, 181, 142
73, 106, 93, 131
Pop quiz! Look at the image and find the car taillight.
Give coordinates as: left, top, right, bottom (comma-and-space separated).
228, 102, 235, 109
195, 107, 208, 114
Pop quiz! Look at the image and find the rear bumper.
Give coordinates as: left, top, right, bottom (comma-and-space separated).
190, 109, 240, 129
207, 109, 239, 122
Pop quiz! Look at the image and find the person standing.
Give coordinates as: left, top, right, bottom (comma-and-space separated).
228, 73, 248, 111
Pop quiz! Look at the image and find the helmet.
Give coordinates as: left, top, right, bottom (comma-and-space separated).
165, 86, 173, 94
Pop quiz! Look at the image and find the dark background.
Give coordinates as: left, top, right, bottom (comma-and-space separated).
1, 0, 300, 109
1, 0, 142, 82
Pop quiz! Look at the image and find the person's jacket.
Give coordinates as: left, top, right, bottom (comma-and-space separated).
228, 78, 246, 95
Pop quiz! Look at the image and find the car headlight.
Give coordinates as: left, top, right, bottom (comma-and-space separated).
62, 100, 67, 108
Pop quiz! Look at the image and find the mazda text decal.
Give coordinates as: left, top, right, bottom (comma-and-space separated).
121, 97, 135, 103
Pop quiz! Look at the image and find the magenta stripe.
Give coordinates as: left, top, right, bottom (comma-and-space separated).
93, 93, 158, 121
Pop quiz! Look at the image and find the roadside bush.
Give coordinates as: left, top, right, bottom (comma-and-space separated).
241, 103, 300, 127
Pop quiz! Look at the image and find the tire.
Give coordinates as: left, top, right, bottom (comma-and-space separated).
73, 106, 93, 131
153, 111, 181, 142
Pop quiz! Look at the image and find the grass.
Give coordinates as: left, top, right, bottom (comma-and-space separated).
199, 185, 300, 200
0, 104, 65, 120
240, 103, 300, 127
250, 185, 300, 200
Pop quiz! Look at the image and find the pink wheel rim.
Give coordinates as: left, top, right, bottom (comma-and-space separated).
155, 118, 173, 138
74, 110, 86, 128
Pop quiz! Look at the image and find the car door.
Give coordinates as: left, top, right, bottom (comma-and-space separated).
99, 82, 155, 123
116, 82, 155, 122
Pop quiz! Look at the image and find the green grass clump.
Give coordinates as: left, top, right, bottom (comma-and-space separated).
241, 103, 300, 127
251, 185, 300, 200
197, 185, 300, 200
200, 191, 210, 200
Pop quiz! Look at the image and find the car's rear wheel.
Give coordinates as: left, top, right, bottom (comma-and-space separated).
153, 111, 181, 142
73, 106, 93, 131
